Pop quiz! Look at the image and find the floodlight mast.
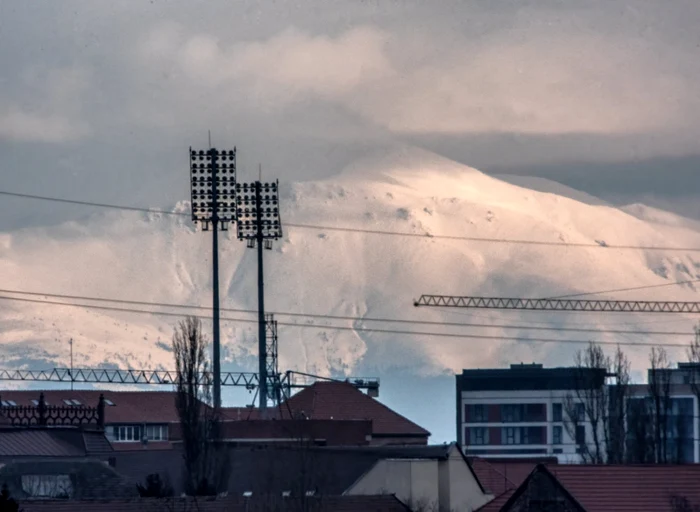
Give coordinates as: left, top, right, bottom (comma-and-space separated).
189, 147, 237, 410
256, 181, 267, 409
235, 179, 282, 412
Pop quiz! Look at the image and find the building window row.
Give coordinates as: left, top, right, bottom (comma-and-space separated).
467, 426, 547, 446
466, 401, 588, 424
108, 424, 169, 442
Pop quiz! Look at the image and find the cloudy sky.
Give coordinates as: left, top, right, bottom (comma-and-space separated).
1, 0, 699, 229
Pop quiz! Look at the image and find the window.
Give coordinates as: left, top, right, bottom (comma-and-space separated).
104, 399, 115, 406
575, 425, 586, 445
243, 491, 253, 497
1, 400, 17, 406
524, 403, 545, 422
501, 404, 523, 423
575, 403, 585, 422
21, 475, 73, 499
503, 427, 518, 445
63, 399, 82, 406
145, 424, 168, 441
114, 425, 142, 442
469, 427, 489, 445
552, 403, 562, 422
470, 404, 487, 423
553, 426, 563, 445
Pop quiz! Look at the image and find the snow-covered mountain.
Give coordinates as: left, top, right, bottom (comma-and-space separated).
1, 145, 700, 406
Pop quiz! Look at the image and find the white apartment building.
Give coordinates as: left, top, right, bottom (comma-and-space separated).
456, 363, 608, 463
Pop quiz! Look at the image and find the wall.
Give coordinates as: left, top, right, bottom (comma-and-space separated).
345, 459, 438, 507
346, 448, 492, 511
443, 445, 492, 511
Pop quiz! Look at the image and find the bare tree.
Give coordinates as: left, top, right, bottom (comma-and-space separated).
648, 346, 673, 463
563, 343, 616, 464
173, 316, 229, 496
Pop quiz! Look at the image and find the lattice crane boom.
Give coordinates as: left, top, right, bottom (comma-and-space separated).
0, 368, 380, 394
414, 295, 700, 313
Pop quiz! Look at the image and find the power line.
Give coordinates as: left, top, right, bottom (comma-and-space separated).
0, 288, 696, 337
3, 189, 700, 253
547, 278, 700, 300
0, 293, 694, 349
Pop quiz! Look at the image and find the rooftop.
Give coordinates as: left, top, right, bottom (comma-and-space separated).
458, 365, 608, 392
281, 381, 430, 437
477, 463, 700, 512
0, 390, 185, 424
0, 427, 112, 457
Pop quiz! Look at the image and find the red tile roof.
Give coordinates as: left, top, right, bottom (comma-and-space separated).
19, 495, 411, 511
478, 464, 700, 512
278, 382, 430, 437
469, 457, 555, 496
0, 390, 184, 424
549, 465, 700, 512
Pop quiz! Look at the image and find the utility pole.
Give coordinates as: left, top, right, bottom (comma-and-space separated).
189, 146, 237, 409
235, 179, 282, 411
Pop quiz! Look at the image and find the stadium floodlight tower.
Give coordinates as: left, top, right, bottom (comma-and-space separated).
235, 179, 282, 412
189, 146, 237, 410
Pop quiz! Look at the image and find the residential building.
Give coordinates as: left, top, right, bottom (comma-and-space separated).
475, 463, 700, 512
456, 363, 608, 462
0, 390, 182, 450
626, 381, 698, 464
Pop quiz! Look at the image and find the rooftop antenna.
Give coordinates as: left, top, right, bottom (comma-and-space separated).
259, 163, 262, 181
208, 130, 212, 149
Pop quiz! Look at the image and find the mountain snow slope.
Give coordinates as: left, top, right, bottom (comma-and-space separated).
1, 145, 700, 383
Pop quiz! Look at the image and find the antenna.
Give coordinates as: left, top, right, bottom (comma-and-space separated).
259, 163, 262, 182
208, 130, 212, 149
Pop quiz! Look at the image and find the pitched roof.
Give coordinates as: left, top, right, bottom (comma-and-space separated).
0, 390, 183, 423
469, 457, 550, 496
0, 428, 112, 457
18, 495, 411, 512
478, 464, 700, 512
548, 464, 700, 512
471, 458, 558, 512
279, 382, 430, 437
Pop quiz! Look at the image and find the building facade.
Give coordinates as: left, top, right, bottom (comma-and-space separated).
456, 364, 608, 462
624, 363, 700, 464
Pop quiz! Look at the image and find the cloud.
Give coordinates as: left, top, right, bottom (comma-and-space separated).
133, 23, 698, 137
0, 67, 91, 143
368, 33, 695, 135
0, 110, 88, 143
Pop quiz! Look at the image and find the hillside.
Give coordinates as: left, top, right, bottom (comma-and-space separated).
1, 145, 699, 384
